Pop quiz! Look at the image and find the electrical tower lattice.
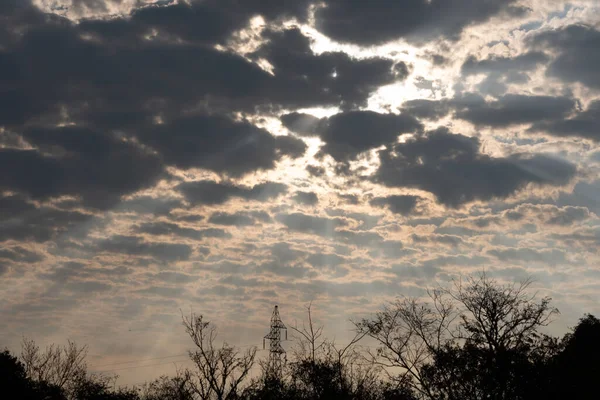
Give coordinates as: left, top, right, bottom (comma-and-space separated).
263, 305, 287, 375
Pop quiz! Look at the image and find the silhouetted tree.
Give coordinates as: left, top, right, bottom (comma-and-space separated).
71, 373, 139, 400
357, 274, 558, 400
182, 313, 257, 400
21, 337, 88, 398
547, 314, 600, 400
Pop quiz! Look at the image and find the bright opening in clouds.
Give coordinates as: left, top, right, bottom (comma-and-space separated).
1, 0, 599, 387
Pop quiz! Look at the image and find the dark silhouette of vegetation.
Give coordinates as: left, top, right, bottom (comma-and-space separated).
2, 274, 599, 399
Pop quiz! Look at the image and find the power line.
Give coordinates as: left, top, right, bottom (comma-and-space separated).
88, 343, 263, 370
91, 358, 192, 374
89, 353, 188, 369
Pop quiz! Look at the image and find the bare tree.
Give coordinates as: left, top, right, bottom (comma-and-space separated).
356, 273, 558, 400
182, 312, 257, 400
289, 302, 326, 364
21, 337, 88, 396
449, 274, 558, 352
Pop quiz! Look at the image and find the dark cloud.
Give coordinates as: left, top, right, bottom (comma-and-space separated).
292, 191, 319, 206
97, 235, 192, 262
253, 27, 404, 109
0, 127, 164, 209
176, 180, 287, 205
277, 213, 348, 236
459, 51, 549, 96
135, 222, 230, 240
402, 92, 576, 125
529, 25, 600, 89
0, 3, 402, 207
530, 100, 600, 141
306, 165, 327, 177
139, 114, 306, 177
461, 51, 548, 76
453, 93, 576, 127
67, 0, 312, 44
401, 99, 451, 120
314, 0, 522, 46
282, 111, 422, 162
374, 128, 576, 207
370, 195, 421, 215
546, 206, 589, 226
119, 196, 184, 216
0, 246, 44, 263
208, 212, 257, 226
0, 195, 92, 243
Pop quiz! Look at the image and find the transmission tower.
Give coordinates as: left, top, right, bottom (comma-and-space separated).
263, 305, 287, 375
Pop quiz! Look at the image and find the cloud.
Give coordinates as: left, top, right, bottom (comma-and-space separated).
411, 234, 464, 247
529, 24, 600, 89
208, 212, 257, 226
41, 261, 132, 286
139, 114, 306, 177
502, 204, 591, 227
276, 213, 347, 236
487, 247, 567, 265
252, 27, 404, 109
282, 110, 422, 162
370, 195, 421, 215
314, 0, 523, 46
149, 271, 199, 284
136, 285, 185, 297
421, 254, 489, 268
292, 191, 319, 206
460, 51, 549, 96
0, 127, 164, 209
0, 246, 44, 263
0, 195, 92, 243
453, 93, 576, 127
530, 100, 600, 141
461, 51, 549, 76
119, 196, 184, 216
97, 235, 193, 262
135, 222, 231, 240
374, 127, 576, 207
176, 180, 288, 205
402, 99, 452, 120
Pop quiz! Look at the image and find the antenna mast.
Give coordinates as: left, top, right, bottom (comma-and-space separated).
263, 305, 287, 376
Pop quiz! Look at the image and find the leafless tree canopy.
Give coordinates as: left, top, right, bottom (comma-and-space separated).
21, 338, 88, 395
355, 274, 559, 399
182, 312, 257, 400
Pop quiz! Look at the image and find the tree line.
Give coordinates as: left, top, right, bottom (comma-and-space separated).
2, 274, 599, 400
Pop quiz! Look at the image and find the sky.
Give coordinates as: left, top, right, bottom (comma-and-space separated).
1, 0, 600, 387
